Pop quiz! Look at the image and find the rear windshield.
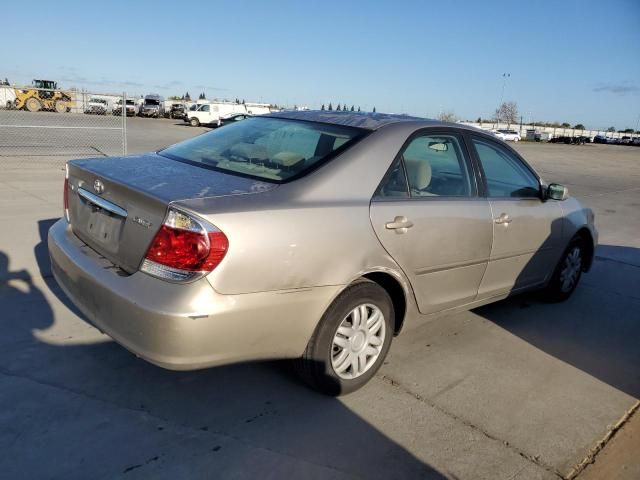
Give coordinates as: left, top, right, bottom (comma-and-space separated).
159, 117, 367, 182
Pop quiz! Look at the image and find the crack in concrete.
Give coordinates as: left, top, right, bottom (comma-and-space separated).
0, 368, 356, 478
377, 374, 565, 479
593, 255, 640, 269
566, 400, 640, 480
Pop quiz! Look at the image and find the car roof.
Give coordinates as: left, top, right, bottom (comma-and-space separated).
265, 110, 448, 131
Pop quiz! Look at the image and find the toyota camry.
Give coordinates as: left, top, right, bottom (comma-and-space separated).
48, 111, 597, 395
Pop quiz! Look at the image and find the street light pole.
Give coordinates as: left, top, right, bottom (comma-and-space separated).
496, 73, 510, 128
499, 72, 510, 106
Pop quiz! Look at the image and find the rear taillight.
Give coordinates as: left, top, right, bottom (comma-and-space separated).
63, 164, 70, 222
140, 207, 228, 282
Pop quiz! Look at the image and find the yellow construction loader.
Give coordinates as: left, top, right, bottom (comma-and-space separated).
14, 79, 74, 113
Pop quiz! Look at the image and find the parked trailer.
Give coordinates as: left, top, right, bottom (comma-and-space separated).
0, 85, 17, 109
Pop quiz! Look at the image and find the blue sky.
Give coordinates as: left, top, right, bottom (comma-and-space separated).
2, 0, 639, 129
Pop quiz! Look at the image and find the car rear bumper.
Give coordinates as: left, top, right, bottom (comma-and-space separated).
48, 219, 340, 370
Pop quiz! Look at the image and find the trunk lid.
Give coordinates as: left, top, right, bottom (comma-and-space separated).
66, 153, 276, 273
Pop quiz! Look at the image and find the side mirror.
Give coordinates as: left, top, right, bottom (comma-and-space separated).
547, 183, 569, 201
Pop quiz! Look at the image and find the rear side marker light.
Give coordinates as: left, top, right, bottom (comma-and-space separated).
63, 163, 70, 222
140, 208, 228, 283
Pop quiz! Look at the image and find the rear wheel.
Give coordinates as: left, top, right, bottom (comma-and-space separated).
190, 117, 200, 127
54, 100, 67, 113
541, 237, 585, 302
25, 97, 41, 112
296, 280, 393, 395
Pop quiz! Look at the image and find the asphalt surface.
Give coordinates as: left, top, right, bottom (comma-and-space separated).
0, 117, 638, 479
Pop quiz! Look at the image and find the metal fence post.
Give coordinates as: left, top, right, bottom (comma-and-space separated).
122, 91, 127, 156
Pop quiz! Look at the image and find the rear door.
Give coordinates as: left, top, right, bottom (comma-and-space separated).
469, 135, 563, 298
370, 129, 493, 314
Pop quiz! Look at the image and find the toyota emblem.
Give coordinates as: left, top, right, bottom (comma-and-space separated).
93, 179, 105, 194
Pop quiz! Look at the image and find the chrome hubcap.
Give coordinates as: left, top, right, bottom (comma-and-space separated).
331, 303, 385, 380
560, 247, 582, 292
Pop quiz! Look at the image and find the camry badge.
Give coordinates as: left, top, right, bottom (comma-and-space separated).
93, 179, 105, 195
133, 216, 152, 229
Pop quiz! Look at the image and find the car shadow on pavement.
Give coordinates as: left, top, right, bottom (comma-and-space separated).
475, 244, 640, 399
0, 221, 447, 479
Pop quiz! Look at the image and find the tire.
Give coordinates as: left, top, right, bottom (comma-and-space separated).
190, 117, 200, 127
540, 237, 586, 302
6, 100, 14, 110
295, 279, 394, 395
25, 97, 41, 112
54, 100, 67, 113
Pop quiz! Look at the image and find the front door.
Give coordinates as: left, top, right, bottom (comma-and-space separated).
469, 136, 563, 299
370, 130, 493, 315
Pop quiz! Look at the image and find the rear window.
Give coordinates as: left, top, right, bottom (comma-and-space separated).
159, 117, 367, 182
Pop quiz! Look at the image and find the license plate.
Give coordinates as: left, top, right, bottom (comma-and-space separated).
85, 208, 123, 253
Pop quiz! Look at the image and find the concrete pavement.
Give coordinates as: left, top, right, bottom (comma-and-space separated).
1, 121, 638, 479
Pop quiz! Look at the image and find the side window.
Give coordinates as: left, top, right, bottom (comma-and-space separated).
375, 133, 472, 199
402, 134, 472, 197
199, 104, 210, 112
472, 138, 540, 198
375, 159, 409, 198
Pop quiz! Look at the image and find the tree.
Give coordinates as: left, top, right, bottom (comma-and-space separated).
437, 110, 457, 122
476, 117, 482, 123
328, 102, 333, 111
350, 105, 354, 112
357, 106, 361, 112
168, 95, 182, 100
320, 104, 325, 110
607, 126, 616, 132
184, 92, 191, 101
622, 128, 634, 133
336, 104, 341, 111
561, 122, 570, 128
494, 101, 518, 125
372, 106, 376, 113
573, 124, 585, 130
242, 99, 245, 104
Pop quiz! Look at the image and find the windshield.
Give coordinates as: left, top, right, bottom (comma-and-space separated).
90, 98, 106, 104
126, 100, 135, 105
145, 99, 160, 106
160, 117, 367, 182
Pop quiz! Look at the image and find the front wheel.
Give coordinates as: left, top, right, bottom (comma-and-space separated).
25, 97, 41, 112
189, 117, 200, 127
295, 280, 393, 395
540, 238, 585, 302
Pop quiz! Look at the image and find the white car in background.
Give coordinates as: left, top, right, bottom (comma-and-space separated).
492, 129, 521, 142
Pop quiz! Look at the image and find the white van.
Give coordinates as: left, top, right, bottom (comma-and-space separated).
187, 102, 248, 127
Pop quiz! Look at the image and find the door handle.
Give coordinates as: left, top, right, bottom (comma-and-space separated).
385, 216, 414, 233
494, 213, 512, 225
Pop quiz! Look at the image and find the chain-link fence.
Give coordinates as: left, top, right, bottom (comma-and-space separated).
0, 85, 127, 169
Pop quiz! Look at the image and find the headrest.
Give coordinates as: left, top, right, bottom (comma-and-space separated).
404, 157, 431, 190
230, 142, 267, 161
272, 151, 305, 167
